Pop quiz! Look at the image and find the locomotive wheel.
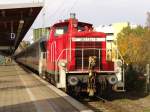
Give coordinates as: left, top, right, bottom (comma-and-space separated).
67, 86, 81, 97
45, 73, 55, 85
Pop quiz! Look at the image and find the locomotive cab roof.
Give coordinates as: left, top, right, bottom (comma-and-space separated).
53, 21, 69, 27
53, 18, 93, 29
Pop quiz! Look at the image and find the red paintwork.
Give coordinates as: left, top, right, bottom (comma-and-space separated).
46, 17, 114, 74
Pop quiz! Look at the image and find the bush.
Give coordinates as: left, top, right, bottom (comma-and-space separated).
125, 64, 146, 92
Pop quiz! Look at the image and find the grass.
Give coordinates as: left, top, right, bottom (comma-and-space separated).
143, 108, 150, 112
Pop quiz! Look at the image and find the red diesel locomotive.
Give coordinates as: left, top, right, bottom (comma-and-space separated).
15, 14, 125, 96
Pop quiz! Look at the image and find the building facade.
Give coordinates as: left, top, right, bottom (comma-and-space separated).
95, 22, 137, 61
33, 27, 50, 42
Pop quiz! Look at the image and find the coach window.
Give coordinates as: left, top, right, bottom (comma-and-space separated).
40, 41, 46, 52
54, 25, 68, 37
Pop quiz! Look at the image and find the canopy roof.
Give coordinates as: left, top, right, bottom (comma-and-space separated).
0, 2, 43, 55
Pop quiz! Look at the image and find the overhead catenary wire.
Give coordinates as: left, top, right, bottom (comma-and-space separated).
33, 0, 80, 29
60, 0, 79, 20
48, 0, 79, 25
23, 0, 79, 42
42, 0, 46, 28
46, 0, 67, 25
67, 0, 79, 14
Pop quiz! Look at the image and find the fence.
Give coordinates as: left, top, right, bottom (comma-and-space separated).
145, 64, 150, 94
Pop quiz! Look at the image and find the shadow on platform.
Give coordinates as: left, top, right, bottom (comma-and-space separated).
0, 96, 81, 112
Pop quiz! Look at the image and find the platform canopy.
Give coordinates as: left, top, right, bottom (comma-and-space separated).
0, 2, 43, 55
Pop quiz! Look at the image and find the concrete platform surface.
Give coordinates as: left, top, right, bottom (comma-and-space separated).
0, 62, 93, 112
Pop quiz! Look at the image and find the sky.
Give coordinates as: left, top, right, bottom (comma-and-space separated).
33, 0, 150, 27
0, 0, 150, 40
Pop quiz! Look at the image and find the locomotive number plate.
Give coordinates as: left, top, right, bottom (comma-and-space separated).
72, 37, 105, 42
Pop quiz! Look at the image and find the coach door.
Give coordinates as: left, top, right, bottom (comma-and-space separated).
39, 40, 47, 75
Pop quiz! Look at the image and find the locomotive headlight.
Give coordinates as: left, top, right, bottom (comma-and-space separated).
68, 76, 79, 86
58, 60, 67, 67
107, 75, 118, 85
60, 62, 66, 67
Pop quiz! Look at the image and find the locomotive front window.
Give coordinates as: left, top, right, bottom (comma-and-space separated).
54, 25, 68, 37
77, 22, 92, 32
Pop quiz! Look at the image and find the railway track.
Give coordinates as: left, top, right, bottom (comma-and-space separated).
80, 95, 133, 112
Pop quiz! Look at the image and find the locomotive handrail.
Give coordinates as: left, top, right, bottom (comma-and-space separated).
54, 48, 119, 82
56, 48, 107, 63
55, 49, 67, 82
115, 48, 125, 88
56, 48, 106, 63
51, 41, 56, 62
56, 49, 68, 64
55, 48, 108, 74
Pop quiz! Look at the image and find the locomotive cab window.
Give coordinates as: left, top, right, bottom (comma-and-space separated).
77, 22, 92, 32
54, 25, 68, 37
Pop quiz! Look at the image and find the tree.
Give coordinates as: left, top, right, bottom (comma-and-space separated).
117, 26, 150, 73
117, 26, 150, 91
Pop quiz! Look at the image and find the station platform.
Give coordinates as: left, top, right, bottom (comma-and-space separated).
0, 62, 93, 112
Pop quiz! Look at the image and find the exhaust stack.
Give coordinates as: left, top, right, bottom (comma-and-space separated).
70, 13, 76, 19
